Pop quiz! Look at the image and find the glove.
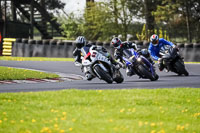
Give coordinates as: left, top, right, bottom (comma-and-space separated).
172, 45, 179, 51
118, 61, 125, 69
131, 43, 138, 50
158, 58, 163, 63
114, 64, 121, 70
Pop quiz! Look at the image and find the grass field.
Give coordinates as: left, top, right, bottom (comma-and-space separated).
0, 56, 74, 61
0, 66, 59, 80
1, 56, 200, 64
0, 88, 199, 133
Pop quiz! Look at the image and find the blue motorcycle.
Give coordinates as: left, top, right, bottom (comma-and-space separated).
122, 48, 159, 81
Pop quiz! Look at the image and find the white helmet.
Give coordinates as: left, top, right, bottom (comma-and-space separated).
111, 37, 122, 49
150, 34, 159, 46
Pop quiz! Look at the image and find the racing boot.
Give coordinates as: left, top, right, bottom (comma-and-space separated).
126, 67, 134, 76
114, 64, 121, 70
85, 72, 93, 81
158, 58, 164, 71
158, 62, 164, 71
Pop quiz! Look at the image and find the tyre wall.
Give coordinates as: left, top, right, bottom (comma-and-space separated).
12, 39, 75, 58
12, 39, 200, 62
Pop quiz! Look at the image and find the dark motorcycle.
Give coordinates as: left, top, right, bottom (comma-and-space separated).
122, 48, 159, 81
159, 45, 189, 76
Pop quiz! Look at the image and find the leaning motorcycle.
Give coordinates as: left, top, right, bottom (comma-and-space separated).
122, 48, 159, 81
159, 45, 189, 76
78, 45, 124, 84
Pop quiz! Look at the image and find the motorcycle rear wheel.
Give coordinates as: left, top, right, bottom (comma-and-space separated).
93, 65, 113, 84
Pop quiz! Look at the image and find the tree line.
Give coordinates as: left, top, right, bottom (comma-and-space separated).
1, 0, 199, 42
61, 0, 200, 43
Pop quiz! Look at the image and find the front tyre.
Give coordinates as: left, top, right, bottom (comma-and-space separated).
138, 65, 158, 81
93, 65, 113, 84
174, 60, 189, 76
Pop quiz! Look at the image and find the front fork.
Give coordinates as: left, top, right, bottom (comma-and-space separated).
139, 56, 155, 75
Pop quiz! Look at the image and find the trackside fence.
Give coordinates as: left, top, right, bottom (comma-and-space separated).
7, 38, 200, 62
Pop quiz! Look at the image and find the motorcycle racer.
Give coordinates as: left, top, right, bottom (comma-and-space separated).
73, 36, 86, 64
111, 37, 154, 76
73, 36, 120, 80
148, 34, 176, 71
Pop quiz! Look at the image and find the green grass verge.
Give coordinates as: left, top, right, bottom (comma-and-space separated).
0, 56, 74, 61
0, 66, 59, 80
1, 56, 200, 63
185, 62, 200, 64
0, 88, 199, 133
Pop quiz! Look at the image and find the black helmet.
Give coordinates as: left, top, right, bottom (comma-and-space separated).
75, 36, 86, 48
111, 37, 122, 49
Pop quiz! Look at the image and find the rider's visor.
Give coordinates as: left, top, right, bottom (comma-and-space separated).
113, 40, 121, 48
113, 42, 118, 47
152, 40, 158, 46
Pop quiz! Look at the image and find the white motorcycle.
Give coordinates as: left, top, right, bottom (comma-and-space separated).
76, 45, 124, 84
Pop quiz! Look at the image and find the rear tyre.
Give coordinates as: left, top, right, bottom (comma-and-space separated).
93, 65, 113, 84
138, 65, 158, 81
154, 74, 159, 81
174, 60, 189, 76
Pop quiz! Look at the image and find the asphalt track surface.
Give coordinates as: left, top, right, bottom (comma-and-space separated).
0, 61, 200, 93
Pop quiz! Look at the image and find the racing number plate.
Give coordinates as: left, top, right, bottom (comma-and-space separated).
96, 53, 109, 63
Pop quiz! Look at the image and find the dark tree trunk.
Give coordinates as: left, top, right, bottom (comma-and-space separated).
40, 0, 47, 39
144, 0, 155, 39
3, 0, 7, 37
113, 0, 119, 36
86, 0, 94, 2
11, 0, 16, 21
185, 0, 192, 42
30, 0, 34, 39
0, 0, 2, 20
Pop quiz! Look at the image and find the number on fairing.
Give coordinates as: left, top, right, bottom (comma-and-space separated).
96, 53, 109, 62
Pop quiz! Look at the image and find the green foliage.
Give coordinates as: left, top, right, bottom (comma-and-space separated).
152, 0, 200, 42
136, 24, 146, 41
0, 88, 199, 132
83, 2, 114, 41
109, 0, 136, 40
0, 56, 74, 61
59, 0, 199, 42
154, 29, 158, 35
83, 0, 139, 41
61, 13, 84, 40
152, 0, 179, 24
159, 28, 163, 38
45, 0, 65, 10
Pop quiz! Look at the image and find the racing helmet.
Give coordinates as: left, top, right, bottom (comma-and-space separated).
150, 34, 159, 46
111, 37, 122, 49
75, 36, 86, 48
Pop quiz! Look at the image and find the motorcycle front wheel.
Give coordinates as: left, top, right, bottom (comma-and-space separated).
174, 60, 189, 76
138, 64, 159, 81
93, 65, 113, 84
